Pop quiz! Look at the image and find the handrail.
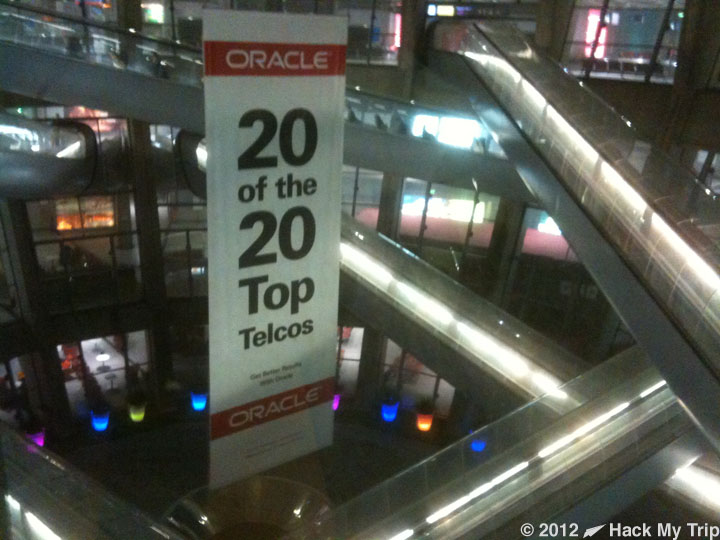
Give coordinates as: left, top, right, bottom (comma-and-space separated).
300, 349, 686, 539
0, 422, 184, 539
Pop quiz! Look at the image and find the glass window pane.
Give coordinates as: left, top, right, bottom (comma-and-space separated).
162, 230, 191, 297
399, 177, 428, 248
79, 196, 115, 229
114, 234, 142, 303
521, 208, 575, 261
343, 167, 383, 228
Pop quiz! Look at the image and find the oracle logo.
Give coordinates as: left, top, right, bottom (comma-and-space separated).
204, 42, 345, 76
210, 377, 334, 439
225, 49, 329, 71
228, 385, 322, 428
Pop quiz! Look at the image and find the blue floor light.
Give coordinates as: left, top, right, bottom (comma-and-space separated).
381, 400, 399, 422
191, 391, 208, 411
470, 439, 486, 453
91, 410, 110, 432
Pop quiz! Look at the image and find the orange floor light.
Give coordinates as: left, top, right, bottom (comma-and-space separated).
416, 412, 434, 432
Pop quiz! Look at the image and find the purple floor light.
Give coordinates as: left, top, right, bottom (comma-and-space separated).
91, 410, 110, 432
191, 391, 208, 411
26, 428, 45, 447
332, 393, 341, 411
381, 401, 399, 422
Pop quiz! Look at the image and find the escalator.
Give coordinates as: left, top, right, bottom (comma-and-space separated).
307, 348, 702, 539
427, 20, 720, 454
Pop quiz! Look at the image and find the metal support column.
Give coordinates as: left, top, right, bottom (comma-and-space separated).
376, 172, 404, 240
353, 172, 405, 408
485, 198, 526, 305
128, 119, 174, 394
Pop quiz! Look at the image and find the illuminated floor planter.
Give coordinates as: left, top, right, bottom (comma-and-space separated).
471, 439, 486, 452
191, 391, 208, 411
26, 428, 45, 447
416, 412, 434, 432
91, 410, 110, 432
415, 398, 435, 432
381, 400, 400, 422
129, 402, 147, 422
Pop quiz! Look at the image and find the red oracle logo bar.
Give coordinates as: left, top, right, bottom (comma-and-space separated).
210, 377, 335, 439
204, 41, 346, 76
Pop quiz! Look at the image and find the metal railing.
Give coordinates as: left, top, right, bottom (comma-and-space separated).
300, 349, 690, 539
0, 422, 184, 539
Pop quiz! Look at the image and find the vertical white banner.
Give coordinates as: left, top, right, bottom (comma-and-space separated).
203, 11, 346, 489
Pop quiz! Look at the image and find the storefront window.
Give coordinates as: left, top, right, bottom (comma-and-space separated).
58, 331, 149, 418
55, 196, 115, 231
335, 0, 402, 65
520, 208, 576, 262
562, 0, 684, 83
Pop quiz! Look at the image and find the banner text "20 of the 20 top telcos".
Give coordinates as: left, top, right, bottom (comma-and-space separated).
234, 108, 321, 350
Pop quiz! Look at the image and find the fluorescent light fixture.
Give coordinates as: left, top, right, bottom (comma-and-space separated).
0, 124, 35, 138
600, 162, 647, 216
538, 402, 629, 458
196, 140, 207, 171
639, 380, 667, 398
491, 461, 529, 486
425, 462, 528, 525
456, 322, 530, 377
469, 482, 493, 498
396, 282, 454, 325
55, 140, 82, 158
436, 4, 454, 16
531, 372, 567, 399
668, 464, 720, 512
427, 4, 437, 16
25, 511, 62, 540
651, 213, 720, 290
5, 494, 20, 512
426, 494, 473, 524
521, 79, 546, 110
388, 529, 414, 540
437, 117, 481, 149
339, 242, 394, 287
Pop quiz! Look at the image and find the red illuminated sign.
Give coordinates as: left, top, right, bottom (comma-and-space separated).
585, 9, 607, 59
